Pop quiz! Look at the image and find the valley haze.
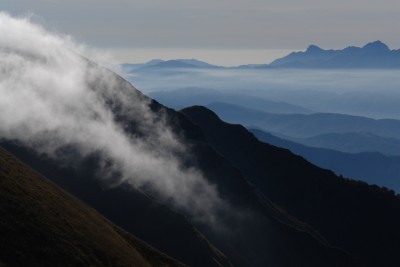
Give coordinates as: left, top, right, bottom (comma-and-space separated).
124, 66, 400, 120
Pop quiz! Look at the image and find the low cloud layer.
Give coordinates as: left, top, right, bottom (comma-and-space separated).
129, 67, 400, 119
0, 12, 223, 224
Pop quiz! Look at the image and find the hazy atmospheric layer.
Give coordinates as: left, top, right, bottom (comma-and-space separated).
127, 68, 400, 119
0, 12, 223, 224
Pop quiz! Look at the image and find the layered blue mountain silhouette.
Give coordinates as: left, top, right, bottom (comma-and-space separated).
289, 132, 400, 156
122, 59, 221, 72
249, 128, 400, 192
150, 87, 314, 113
206, 101, 400, 140
269, 41, 400, 68
122, 41, 400, 70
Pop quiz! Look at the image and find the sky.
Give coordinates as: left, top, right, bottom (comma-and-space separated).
2, 0, 400, 66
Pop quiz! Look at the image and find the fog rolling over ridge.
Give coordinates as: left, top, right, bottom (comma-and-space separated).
0, 12, 224, 223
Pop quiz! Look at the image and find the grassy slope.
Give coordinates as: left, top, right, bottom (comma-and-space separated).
0, 146, 184, 267
0, 140, 231, 267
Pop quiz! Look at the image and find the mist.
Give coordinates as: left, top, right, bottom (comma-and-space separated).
127, 67, 400, 119
0, 12, 224, 224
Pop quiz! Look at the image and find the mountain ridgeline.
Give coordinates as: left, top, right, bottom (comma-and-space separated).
182, 106, 400, 267
122, 41, 400, 70
1, 66, 360, 267
206, 101, 400, 139
149, 88, 313, 114
269, 41, 400, 68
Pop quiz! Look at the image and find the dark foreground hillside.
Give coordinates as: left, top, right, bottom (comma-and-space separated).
0, 58, 362, 266
0, 146, 184, 267
182, 106, 400, 267
1, 114, 357, 267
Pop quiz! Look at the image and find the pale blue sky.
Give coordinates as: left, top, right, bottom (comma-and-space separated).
2, 0, 400, 65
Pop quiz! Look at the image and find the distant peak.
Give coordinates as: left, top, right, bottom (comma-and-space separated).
306, 45, 324, 53
362, 40, 390, 52
146, 59, 164, 63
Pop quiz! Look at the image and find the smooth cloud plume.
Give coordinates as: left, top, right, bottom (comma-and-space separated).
0, 12, 223, 224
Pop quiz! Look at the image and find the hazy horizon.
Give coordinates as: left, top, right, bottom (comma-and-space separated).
111, 47, 294, 66
125, 67, 400, 120
3, 0, 400, 65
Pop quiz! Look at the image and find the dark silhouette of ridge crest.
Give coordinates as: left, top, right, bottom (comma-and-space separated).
1, 73, 360, 266
182, 105, 400, 267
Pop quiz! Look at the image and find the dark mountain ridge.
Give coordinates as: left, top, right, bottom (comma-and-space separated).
182, 106, 400, 267
0, 68, 359, 266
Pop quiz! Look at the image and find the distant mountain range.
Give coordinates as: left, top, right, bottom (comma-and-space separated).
122, 59, 221, 72
149, 87, 314, 114
249, 128, 400, 192
269, 41, 400, 68
289, 132, 400, 156
206, 101, 400, 140
122, 41, 400, 70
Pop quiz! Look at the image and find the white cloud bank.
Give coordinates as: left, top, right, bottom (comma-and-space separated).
0, 12, 223, 223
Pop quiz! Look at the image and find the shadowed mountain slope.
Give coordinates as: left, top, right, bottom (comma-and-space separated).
1, 113, 358, 267
1, 72, 359, 267
0, 146, 184, 267
0, 141, 230, 267
182, 106, 400, 267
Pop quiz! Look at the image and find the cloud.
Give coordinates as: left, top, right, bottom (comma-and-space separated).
0, 12, 223, 224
